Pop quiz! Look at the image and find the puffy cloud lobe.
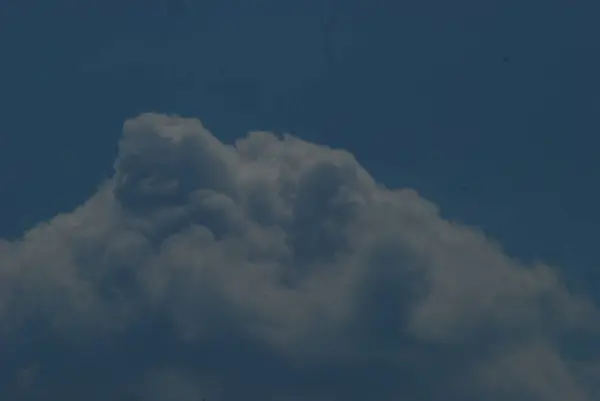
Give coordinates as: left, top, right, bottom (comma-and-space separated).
0, 113, 598, 400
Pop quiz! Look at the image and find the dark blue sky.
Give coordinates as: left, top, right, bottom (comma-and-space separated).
3, 0, 600, 283
1, 1, 600, 399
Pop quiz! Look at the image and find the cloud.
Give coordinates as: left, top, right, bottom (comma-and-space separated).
0, 113, 598, 400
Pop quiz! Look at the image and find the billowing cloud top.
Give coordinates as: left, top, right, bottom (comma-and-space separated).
1, 113, 599, 401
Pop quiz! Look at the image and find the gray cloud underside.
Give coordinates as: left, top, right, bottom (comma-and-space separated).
1, 113, 599, 401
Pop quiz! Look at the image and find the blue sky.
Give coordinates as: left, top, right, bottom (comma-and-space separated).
1, 0, 600, 400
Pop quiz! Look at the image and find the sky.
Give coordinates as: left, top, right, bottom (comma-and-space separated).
1, 0, 600, 400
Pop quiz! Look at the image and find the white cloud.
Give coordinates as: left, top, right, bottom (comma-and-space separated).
0, 113, 598, 401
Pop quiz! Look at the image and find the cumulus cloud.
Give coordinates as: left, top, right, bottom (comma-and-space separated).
0, 113, 598, 401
